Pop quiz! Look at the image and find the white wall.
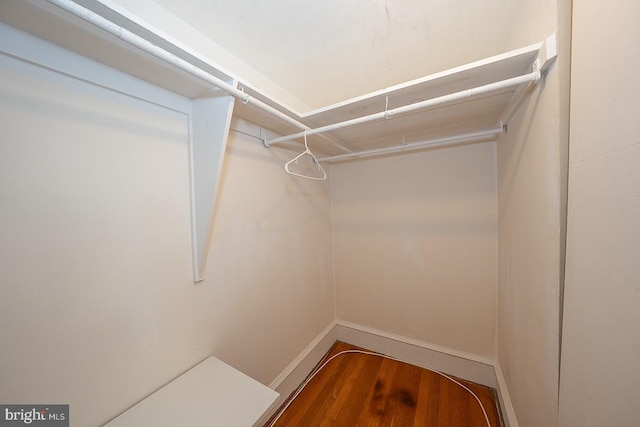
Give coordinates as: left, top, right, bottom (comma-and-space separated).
331, 142, 498, 358
496, 73, 563, 427
204, 118, 335, 384
559, 1, 640, 425
495, 0, 567, 426
148, 0, 525, 109
107, 0, 542, 111
100, 0, 313, 112
0, 30, 334, 426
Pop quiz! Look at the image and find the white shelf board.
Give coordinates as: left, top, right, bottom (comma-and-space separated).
0, 0, 232, 98
104, 356, 279, 427
0, 0, 555, 275
0, 0, 550, 160
303, 43, 541, 122
0, 0, 547, 159
233, 43, 542, 157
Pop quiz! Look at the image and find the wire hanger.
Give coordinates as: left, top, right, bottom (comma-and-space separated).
284, 130, 327, 180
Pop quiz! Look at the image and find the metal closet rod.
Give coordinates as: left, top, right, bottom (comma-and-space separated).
46, 0, 309, 132
265, 67, 540, 148
317, 127, 505, 163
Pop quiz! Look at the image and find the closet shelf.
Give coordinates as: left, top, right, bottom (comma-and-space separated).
2, 0, 557, 163
0, 0, 556, 281
235, 38, 557, 160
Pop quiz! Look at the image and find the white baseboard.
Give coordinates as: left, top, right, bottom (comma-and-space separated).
255, 322, 337, 426
494, 361, 519, 427
258, 319, 514, 426
336, 320, 497, 388
268, 322, 338, 391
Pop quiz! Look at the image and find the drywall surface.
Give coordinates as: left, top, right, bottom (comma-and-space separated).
504, 0, 558, 52
332, 142, 498, 358
99, 0, 313, 112
0, 47, 191, 425
496, 1, 565, 426
204, 117, 335, 386
496, 75, 562, 427
559, 1, 640, 426
149, 0, 524, 109
108, 0, 535, 110
0, 30, 333, 426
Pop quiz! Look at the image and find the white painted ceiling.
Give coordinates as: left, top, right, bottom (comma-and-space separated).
147, 0, 524, 110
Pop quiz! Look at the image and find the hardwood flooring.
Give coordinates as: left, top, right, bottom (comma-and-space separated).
266, 342, 502, 427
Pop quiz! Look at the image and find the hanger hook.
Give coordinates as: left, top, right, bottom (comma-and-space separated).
239, 85, 249, 104
283, 129, 327, 180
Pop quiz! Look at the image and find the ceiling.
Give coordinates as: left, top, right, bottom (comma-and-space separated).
147, 0, 525, 110
0, 0, 545, 159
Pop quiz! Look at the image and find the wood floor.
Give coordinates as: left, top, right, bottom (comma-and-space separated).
266, 342, 502, 427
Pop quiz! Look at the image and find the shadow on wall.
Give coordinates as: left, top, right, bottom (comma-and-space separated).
216, 135, 331, 232
497, 74, 547, 214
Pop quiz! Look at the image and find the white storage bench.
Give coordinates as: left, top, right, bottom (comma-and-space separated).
105, 356, 279, 427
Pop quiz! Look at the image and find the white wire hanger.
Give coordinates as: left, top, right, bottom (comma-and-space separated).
284, 130, 327, 180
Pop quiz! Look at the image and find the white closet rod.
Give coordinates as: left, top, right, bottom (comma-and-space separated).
265, 68, 540, 148
317, 127, 504, 163
47, 0, 544, 159
46, 0, 309, 132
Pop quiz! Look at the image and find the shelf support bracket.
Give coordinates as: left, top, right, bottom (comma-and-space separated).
189, 88, 236, 282
539, 33, 558, 75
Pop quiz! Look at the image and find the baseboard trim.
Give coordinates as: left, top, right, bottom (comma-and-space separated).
255, 322, 337, 426
494, 361, 519, 427
336, 320, 497, 388
268, 322, 337, 390
258, 320, 514, 426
